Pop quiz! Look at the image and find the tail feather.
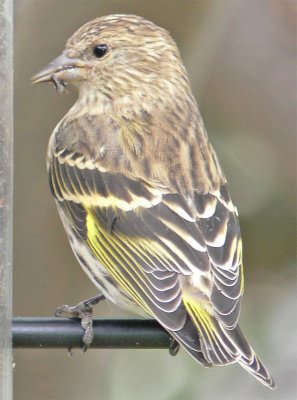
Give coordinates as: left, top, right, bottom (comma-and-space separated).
169, 314, 213, 367
183, 298, 276, 389
229, 325, 276, 389
239, 346, 276, 389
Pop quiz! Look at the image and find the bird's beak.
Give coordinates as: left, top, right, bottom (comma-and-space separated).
31, 51, 91, 85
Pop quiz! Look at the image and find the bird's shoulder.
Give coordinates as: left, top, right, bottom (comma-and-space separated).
49, 100, 225, 197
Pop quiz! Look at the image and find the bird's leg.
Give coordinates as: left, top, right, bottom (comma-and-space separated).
169, 337, 180, 356
55, 294, 105, 351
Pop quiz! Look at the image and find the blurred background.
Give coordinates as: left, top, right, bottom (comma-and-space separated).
14, 1, 296, 399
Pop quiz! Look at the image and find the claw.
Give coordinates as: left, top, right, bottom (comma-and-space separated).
55, 294, 105, 350
169, 338, 180, 356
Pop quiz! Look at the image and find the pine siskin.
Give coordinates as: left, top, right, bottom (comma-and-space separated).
32, 14, 275, 389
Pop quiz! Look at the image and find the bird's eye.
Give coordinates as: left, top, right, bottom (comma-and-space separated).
93, 44, 109, 58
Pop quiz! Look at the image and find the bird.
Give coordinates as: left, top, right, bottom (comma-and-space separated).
31, 14, 275, 389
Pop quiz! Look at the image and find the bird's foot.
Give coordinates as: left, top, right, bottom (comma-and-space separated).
169, 337, 180, 356
55, 294, 105, 351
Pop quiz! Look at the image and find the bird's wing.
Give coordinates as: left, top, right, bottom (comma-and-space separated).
194, 185, 244, 329
49, 147, 244, 366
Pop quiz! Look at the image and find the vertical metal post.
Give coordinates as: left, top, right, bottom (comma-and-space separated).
0, 0, 13, 398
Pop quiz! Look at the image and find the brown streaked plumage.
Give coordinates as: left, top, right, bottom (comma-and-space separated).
32, 14, 275, 389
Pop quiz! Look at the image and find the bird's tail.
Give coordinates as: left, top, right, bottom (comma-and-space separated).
235, 325, 276, 389
183, 299, 276, 389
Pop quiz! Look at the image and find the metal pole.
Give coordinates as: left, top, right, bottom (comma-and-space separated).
12, 318, 172, 349
0, 0, 13, 398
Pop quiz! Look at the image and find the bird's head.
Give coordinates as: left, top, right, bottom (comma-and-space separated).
31, 14, 191, 113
